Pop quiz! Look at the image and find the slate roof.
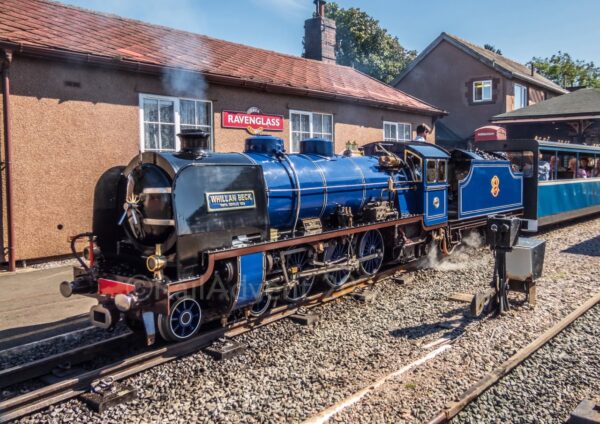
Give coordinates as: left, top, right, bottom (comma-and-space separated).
0, 0, 444, 115
492, 88, 600, 122
392, 32, 568, 95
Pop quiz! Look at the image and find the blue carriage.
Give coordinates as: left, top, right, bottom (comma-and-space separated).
476, 139, 600, 231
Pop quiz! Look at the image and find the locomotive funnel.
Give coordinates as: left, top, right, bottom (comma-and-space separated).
178, 129, 210, 155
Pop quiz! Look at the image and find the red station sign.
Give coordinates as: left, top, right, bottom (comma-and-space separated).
222, 108, 284, 134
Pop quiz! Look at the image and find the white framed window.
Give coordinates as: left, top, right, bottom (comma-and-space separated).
139, 94, 213, 152
514, 83, 528, 110
289, 110, 333, 153
473, 80, 492, 102
383, 121, 411, 142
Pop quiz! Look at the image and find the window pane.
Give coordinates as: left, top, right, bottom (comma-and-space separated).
197, 101, 210, 126
556, 152, 576, 179
180, 100, 196, 126
323, 115, 332, 134
539, 151, 555, 180
313, 113, 323, 135
160, 125, 175, 150
300, 114, 310, 133
291, 113, 301, 133
384, 123, 392, 140
159, 100, 174, 123
144, 123, 159, 150
438, 160, 447, 182
291, 132, 301, 153
474, 80, 492, 101
144, 99, 159, 122
580, 156, 593, 178
401, 124, 411, 141
390, 124, 397, 140
474, 82, 483, 101
426, 160, 436, 183
483, 81, 492, 100
593, 156, 600, 178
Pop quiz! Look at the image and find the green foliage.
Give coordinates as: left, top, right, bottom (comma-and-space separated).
530, 52, 600, 88
484, 44, 502, 55
321, 2, 417, 83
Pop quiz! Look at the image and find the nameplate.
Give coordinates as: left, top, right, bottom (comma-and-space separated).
206, 190, 256, 212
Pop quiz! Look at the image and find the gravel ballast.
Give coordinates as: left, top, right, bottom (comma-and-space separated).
455, 305, 600, 423
14, 217, 600, 423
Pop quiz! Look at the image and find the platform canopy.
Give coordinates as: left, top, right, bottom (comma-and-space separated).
491, 88, 600, 145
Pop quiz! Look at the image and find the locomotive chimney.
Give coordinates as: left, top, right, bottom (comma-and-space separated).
177, 129, 210, 156
304, 0, 336, 64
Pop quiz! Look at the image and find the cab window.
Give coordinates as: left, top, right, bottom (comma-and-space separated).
426, 160, 436, 183
405, 151, 422, 182
437, 160, 447, 183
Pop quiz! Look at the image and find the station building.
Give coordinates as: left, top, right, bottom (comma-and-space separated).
0, 0, 444, 264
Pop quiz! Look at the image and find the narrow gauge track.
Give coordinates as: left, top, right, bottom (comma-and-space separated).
0, 265, 404, 423
0, 332, 134, 390
427, 291, 600, 424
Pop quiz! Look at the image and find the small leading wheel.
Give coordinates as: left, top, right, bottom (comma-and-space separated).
282, 249, 315, 302
358, 230, 385, 276
322, 238, 351, 288
157, 296, 202, 342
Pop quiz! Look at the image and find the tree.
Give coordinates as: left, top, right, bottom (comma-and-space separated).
530, 52, 600, 88
315, 2, 417, 83
484, 44, 502, 55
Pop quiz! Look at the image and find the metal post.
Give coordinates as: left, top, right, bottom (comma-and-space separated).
1, 49, 16, 272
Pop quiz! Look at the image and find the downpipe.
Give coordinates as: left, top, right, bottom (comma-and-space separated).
1, 49, 15, 272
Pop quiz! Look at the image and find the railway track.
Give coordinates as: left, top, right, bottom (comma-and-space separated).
300, 291, 600, 423
427, 291, 600, 424
0, 266, 404, 423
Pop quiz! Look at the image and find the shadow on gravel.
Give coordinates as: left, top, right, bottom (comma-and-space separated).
389, 318, 468, 340
561, 234, 600, 257
0, 314, 89, 350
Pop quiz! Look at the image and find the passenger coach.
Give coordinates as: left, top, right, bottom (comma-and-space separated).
475, 129, 600, 231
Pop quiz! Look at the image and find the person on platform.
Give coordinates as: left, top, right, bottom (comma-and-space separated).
415, 124, 431, 141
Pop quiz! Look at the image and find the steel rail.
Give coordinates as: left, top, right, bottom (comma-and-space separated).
0, 332, 134, 389
427, 291, 600, 424
0, 266, 403, 423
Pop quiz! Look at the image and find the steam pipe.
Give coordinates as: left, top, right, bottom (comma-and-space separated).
1, 49, 15, 272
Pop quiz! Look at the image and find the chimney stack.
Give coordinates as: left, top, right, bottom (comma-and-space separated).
304, 0, 336, 64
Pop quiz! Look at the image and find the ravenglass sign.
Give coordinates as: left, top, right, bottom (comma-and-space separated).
222, 108, 284, 134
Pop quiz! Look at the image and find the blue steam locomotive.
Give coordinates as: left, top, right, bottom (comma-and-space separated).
61, 131, 523, 343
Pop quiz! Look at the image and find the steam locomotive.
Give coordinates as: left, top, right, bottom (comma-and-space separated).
61, 131, 524, 344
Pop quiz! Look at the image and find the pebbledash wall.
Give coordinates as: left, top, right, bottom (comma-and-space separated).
1, 56, 436, 261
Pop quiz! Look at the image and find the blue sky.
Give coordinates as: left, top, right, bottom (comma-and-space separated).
61, 0, 600, 65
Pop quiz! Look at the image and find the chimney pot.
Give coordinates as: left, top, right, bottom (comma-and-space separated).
305, 1, 336, 64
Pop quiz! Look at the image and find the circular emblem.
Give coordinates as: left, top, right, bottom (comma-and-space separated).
491, 175, 500, 197
433, 196, 440, 208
